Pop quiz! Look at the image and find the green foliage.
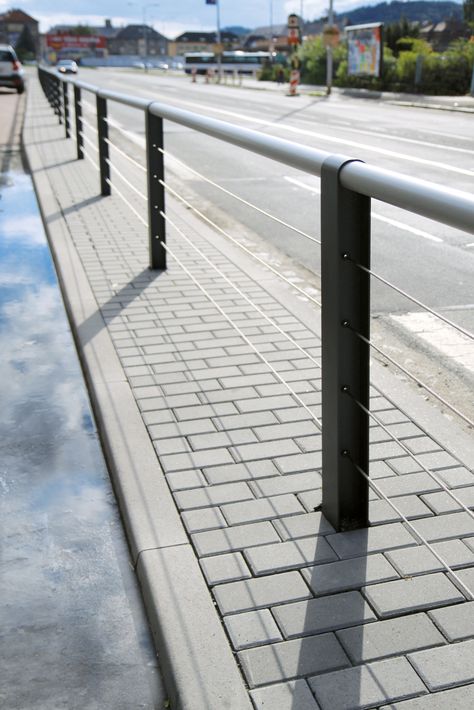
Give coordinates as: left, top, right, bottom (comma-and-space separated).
15, 25, 36, 60
296, 36, 346, 85
385, 17, 420, 55
463, 0, 474, 26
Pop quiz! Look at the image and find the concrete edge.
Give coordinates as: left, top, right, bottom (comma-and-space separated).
22, 84, 251, 710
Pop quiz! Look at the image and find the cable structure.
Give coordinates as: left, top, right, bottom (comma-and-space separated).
83, 151, 99, 172
104, 137, 147, 173
80, 116, 99, 134
105, 178, 148, 227
160, 179, 322, 308
356, 330, 474, 428
162, 208, 323, 372
105, 158, 147, 201
159, 147, 321, 246
161, 240, 323, 429
81, 133, 99, 153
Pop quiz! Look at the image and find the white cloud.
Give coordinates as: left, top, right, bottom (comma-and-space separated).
1, 214, 45, 245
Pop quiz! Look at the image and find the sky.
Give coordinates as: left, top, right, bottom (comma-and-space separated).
0, 0, 414, 38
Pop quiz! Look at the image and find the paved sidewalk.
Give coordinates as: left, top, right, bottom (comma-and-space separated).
24, 75, 474, 709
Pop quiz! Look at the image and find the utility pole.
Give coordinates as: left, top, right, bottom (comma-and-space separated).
326, 0, 334, 95
216, 0, 222, 82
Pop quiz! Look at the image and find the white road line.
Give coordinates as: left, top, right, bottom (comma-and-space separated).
284, 176, 444, 243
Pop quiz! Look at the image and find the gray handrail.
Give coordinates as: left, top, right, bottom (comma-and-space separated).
55, 69, 474, 235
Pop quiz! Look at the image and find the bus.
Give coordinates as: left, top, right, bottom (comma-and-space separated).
184, 51, 271, 76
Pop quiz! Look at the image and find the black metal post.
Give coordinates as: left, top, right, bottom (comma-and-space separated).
55, 76, 62, 124
145, 109, 166, 270
96, 95, 110, 196
74, 86, 84, 160
321, 155, 371, 532
62, 82, 70, 138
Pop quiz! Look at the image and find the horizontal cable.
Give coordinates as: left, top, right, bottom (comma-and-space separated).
161, 240, 323, 430
351, 457, 474, 601
105, 178, 148, 227
105, 157, 147, 202
83, 151, 99, 172
80, 116, 98, 134
160, 179, 322, 308
356, 330, 474, 428
82, 133, 99, 153
159, 147, 321, 246
162, 208, 322, 371
104, 137, 147, 173
348, 391, 474, 523
356, 262, 473, 342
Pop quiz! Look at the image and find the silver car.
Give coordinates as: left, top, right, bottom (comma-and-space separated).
0, 44, 25, 93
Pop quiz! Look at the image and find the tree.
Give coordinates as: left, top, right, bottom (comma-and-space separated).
385, 17, 419, 56
463, 0, 474, 28
15, 25, 36, 60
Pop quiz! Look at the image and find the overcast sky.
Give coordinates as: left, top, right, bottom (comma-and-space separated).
3, 0, 461, 37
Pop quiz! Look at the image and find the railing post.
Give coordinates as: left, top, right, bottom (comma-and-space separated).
321, 155, 370, 532
74, 85, 84, 160
55, 76, 62, 124
96, 95, 110, 196
145, 108, 166, 270
62, 82, 70, 138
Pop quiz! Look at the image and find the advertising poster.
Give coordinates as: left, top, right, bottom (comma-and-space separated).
346, 23, 383, 78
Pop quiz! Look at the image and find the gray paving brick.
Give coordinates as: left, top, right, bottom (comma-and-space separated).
173, 482, 254, 510
274, 591, 376, 638
224, 609, 283, 650
369, 495, 433, 525
379, 684, 474, 709
165, 469, 207, 491
326, 522, 417, 559
250, 471, 322, 498
276, 407, 315, 423
213, 410, 279, 431
254, 421, 320, 442
249, 680, 320, 710
408, 638, 474, 691
387, 457, 423, 475
245, 536, 338, 576
200, 386, 258, 404
230, 439, 301, 463
414, 451, 458, 470
200, 551, 252, 586
238, 633, 349, 688
428, 601, 474, 642
362, 572, 465, 618
436, 466, 474, 488
148, 419, 216, 440
420, 489, 474, 515
309, 657, 427, 710
298, 490, 322, 512
336, 612, 446, 664
159, 447, 234, 473
385, 539, 474, 576
296, 435, 322, 453
153, 436, 191, 456
375, 473, 441, 497
214, 571, 311, 614
174, 402, 238, 421
192, 521, 280, 556
275, 452, 322, 474
204, 459, 279, 485
301, 553, 399, 596
236, 395, 298, 413
221, 494, 304, 525
405, 511, 474, 542
181, 506, 227, 533
370, 441, 407, 460
273, 512, 335, 540
188, 429, 257, 450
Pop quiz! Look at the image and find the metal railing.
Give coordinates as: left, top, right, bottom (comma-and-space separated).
38, 66, 474, 535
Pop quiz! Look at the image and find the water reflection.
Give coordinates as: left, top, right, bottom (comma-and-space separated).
0, 165, 163, 709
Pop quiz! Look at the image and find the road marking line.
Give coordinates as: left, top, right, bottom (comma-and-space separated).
284, 176, 443, 243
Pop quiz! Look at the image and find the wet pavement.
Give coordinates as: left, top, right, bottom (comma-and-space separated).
0, 143, 167, 707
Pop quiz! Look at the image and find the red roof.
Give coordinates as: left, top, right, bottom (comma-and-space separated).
0, 8, 38, 24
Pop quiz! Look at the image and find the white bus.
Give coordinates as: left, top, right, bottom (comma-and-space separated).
184, 51, 271, 76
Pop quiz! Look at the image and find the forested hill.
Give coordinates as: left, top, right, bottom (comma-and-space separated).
337, 1, 463, 25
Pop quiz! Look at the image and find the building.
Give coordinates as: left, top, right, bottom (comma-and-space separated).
108, 24, 168, 57
0, 8, 39, 57
169, 30, 239, 56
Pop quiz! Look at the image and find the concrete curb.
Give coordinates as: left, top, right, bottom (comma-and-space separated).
23, 84, 252, 710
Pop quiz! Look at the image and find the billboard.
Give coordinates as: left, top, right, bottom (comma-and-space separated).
46, 32, 106, 52
346, 23, 383, 78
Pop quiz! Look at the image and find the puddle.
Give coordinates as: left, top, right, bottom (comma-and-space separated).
0, 159, 165, 709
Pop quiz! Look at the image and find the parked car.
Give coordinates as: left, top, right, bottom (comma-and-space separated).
0, 44, 25, 93
56, 59, 78, 74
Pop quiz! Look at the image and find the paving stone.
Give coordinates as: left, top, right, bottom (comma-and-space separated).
301, 553, 399, 596
385, 539, 474, 576
253, 421, 320, 442
214, 571, 311, 614
245, 536, 338, 576
326, 522, 417, 559
362, 572, 465, 618
174, 402, 238, 421
249, 471, 322, 498
375, 473, 441, 497
238, 633, 349, 688
181, 506, 227, 533
213, 411, 279, 431
165, 469, 207, 491
428, 601, 474, 642
276, 407, 315, 423
273, 591, 376, 638
200, 386, 258, 404
159, 447, 234, 473
379, 684, 474, 709
221, 494, 304, 525
420, 491, 465, 514
387, 458, 423, 475
249, 679, 320, 710
273, 511, 335, 540
297, 490, 322, 512
336, 612, 446, 664
370, 441, 407, 460
200, 551, 252, 586
188, 429, 257, 450
414, 451, 459, 470
148, 419, 216, 439
203, 460, 280, 485
236, 395, 298, 413
230, 439, 301, 463
435, 466, 474, 488
173, 482, 254, 510
309, 657, 427, 710
224, 609, 283, 650
275, 452, 322, 474
153, 436, 192, 456
408, 638, 474, 691
405, 511, 474, 542
192, 521, 280, 556
369, 495, 433, 525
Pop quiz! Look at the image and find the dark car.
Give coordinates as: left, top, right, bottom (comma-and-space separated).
0, 44, 25, 93
56, 59, 78, 74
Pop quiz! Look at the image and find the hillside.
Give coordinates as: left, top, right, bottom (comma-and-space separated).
336, 1, 463, 25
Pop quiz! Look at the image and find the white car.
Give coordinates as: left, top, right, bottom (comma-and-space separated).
0, 44, 25, 93
56, 59, 78, 74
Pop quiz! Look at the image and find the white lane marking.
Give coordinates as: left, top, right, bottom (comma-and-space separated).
466, 243, 474, 248
159, 96, 474, 178
284, 176, 444, 243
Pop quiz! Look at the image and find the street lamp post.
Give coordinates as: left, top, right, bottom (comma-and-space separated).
326, 0, 334, 95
